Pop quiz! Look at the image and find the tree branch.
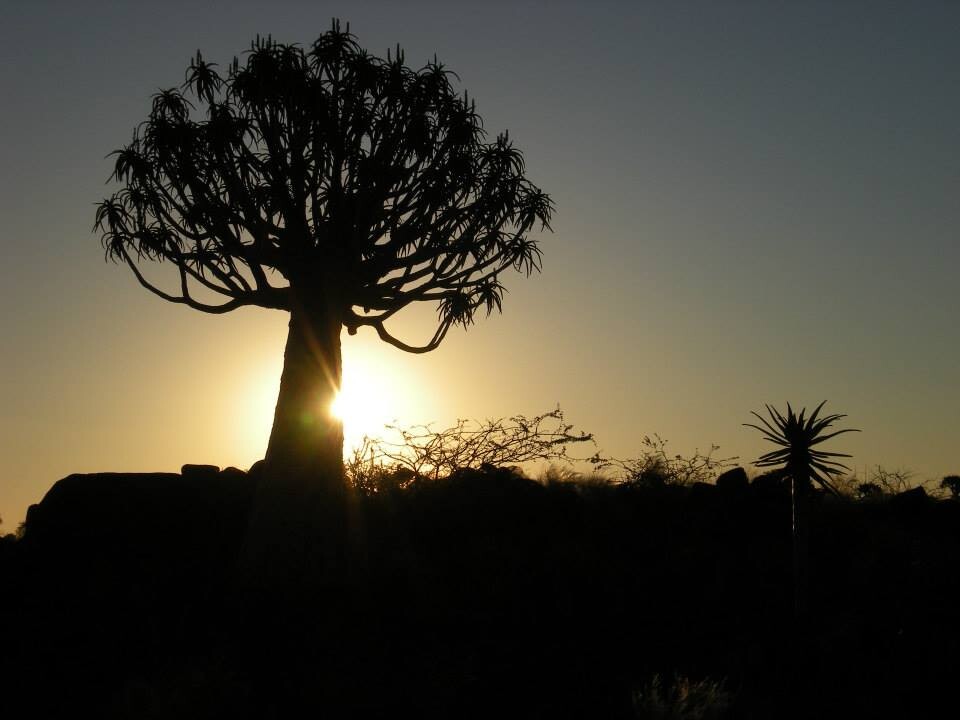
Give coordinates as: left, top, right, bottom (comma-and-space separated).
371, 316, 452, 354
120, 247, 288, 313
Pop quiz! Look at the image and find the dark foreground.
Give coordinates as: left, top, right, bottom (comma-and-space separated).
2, 465, 959, 719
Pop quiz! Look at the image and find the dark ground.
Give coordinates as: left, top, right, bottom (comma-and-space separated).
2, 465, 958, 718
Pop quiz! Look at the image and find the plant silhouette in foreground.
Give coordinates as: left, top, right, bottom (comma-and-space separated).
602, 434, 738, 488
345, 414, 738, 495
345, 407, 594, 493
830, 465, 940, 500
94, 21, 552, 485
940, 475, 960, 499
745, 401, 859, 496
745, 401, 859, 617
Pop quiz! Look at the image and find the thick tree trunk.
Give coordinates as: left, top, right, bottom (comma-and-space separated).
264, 299, 344, 484
238, 293, 347, 589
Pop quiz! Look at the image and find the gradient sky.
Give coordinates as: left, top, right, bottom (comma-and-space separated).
2, 0, 959, 529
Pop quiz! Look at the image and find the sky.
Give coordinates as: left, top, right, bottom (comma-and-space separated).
2, 0, 959, 529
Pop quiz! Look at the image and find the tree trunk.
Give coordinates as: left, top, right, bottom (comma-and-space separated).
237, 294, 346, 589
791, 472, 809, 619
790, 471, 811, 713
264, 297, 344, 484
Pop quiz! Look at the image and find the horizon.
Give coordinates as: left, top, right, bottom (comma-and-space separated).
3, 1, 959, 529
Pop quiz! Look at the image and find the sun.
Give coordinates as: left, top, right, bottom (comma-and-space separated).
329, 383, 377, 430
238, 337, 430, 463
327, 351, 414, 454
329, 377, 391, 453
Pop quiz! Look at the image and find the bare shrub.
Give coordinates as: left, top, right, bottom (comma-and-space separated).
345, 407, 597, 493
537, 463, 610, 487
346, 411, 736, 494
869, 466, 915, 495
601, 434, 737, 487
835, 466, 946, 500
941, 475, 960, 500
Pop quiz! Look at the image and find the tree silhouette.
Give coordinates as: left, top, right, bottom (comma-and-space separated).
745, 401, 859, 617
95, 22, 552, 484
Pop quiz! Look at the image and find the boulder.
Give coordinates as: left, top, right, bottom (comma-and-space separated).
181, 463, 221, 478
20, 469, 257, 576
891, 485, 928, 510
750, 470, 789, 498
716, 467, 749, 492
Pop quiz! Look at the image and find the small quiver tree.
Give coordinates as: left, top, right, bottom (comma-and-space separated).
745, 401, 859, 617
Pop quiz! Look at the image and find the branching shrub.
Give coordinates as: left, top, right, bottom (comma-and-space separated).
940, 475, 960, 500
869, 466, 915, 495
855, 482, 884, 500
345, 407, 597, 493
601, 435, 737, 487
537, 463, 610, 486
840, 466, 960, 502
832, 466, 922, 500
345, 411, 736, 495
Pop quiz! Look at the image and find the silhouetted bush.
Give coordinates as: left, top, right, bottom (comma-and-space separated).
602, 434, 737, 487
345, 407, 596, 492
941, 475, 960, 499
835, 466, 942, 501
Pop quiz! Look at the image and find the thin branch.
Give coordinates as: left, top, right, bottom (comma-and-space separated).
120, 248, 246, 314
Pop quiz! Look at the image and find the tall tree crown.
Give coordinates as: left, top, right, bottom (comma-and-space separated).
95, 21, 552, 352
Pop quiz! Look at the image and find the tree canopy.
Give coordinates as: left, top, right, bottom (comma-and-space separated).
95, 21, 553, 354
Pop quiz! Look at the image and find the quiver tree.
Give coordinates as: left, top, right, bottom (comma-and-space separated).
745, 401, 859, 618
95, 22, 552, 485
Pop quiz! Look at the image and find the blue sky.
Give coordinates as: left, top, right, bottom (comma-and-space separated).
2, 1, 959, 527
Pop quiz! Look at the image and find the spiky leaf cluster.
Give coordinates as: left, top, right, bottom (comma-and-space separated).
744, 401, 859, 494
94, 21, 552, 352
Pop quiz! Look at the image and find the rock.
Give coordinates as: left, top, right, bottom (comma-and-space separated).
181, 463, 220, 478
23, 472, 181, 543
750, 470, 789, 498
220, 466, 247, 482
716, 467, 749, 492
19, 471, 256, 573
891, 486, 928, 510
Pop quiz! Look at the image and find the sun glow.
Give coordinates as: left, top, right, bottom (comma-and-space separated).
238, 335, 432, 464
330, 385, 380, 454
328, 350, 419, 455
